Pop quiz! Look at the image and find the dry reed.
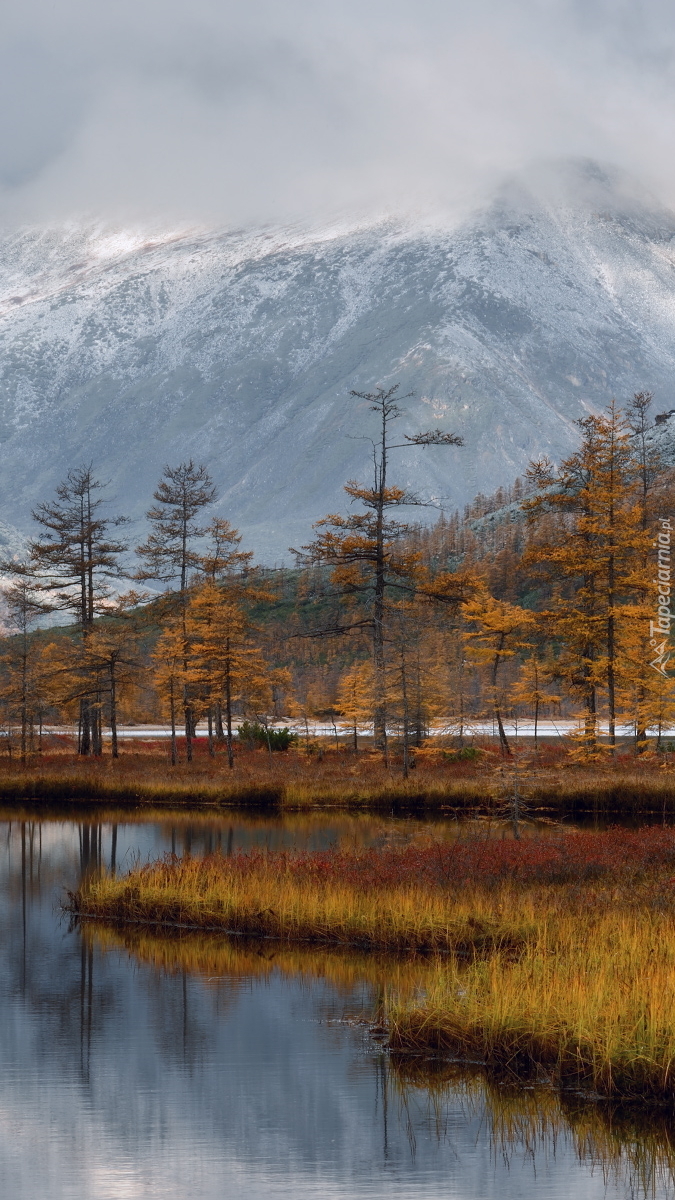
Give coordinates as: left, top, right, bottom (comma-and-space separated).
388, 897, 675, 1099
2, 744, 675, 812
71, 852, 534, 951
70, 827, 675, 1098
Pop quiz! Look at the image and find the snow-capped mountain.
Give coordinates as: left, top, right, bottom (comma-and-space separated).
1, 159, 675, 563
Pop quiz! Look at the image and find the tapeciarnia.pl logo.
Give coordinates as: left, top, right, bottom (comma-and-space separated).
650, 517, 673, 677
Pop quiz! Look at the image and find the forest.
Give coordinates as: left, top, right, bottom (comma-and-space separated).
1, 385, 673, 769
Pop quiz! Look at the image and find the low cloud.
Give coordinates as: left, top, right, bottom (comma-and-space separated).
2, 0, 675, 227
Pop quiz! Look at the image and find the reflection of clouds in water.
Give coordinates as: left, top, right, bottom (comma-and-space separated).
0, 967, 633, 1200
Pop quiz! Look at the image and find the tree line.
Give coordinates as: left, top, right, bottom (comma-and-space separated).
0, 386, 672, 764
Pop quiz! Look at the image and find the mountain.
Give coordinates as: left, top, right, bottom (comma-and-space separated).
1, 159, 675, 563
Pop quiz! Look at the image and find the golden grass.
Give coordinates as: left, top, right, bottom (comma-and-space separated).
69, 852, 541, 952
69, 834, 675, 1099
2, 744, 675, 812
388, 888, 675, 1100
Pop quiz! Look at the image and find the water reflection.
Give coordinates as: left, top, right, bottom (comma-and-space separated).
392, 1060, 675, 1200
0, 814, 674, 1198
89, 921, 675, 1199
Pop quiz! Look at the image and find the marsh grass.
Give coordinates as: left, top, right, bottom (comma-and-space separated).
71, 853, 533, 951
70, 826, 675, 1099
4, 743, 675, 811
388, 900, 675, 1099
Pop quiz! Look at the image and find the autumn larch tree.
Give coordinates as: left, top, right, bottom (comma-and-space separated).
152, 618, 185, 767
0, 569, 52, 763
81, 601, 144, 759
335, 661, 373, 753
27, 465, 128, 756
524, 402, 647, 750
197, 518, 253, 583
510, 651, 559, 751
39, 609, 142, 761
185, 580, 279, 767
383, 596, 450, 773
298, 384, 463, 752
196, 517, 257, 742
462, 590, 535, 755
136, 461, 216, 757
137, 462, 217, 592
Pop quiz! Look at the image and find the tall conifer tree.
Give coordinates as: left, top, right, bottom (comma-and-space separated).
136, 461, 216, 758
185, 581, 276, 767
525, 403, 648, 749
28, 465, 128, 755
299, 384, 463, 751
0, 570, 51, 762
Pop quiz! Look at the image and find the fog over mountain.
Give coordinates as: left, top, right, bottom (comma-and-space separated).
1, 159, 675, 563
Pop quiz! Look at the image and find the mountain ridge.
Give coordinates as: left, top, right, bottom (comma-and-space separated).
1, 160, 675, 562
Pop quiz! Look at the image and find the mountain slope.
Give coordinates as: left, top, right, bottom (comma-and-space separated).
1, 160, 675, 562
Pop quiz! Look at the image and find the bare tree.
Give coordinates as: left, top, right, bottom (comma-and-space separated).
136, 461, 216, 591
0, 568, 52, 763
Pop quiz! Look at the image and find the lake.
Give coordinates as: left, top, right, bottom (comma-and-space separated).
1, 810, 673, 1199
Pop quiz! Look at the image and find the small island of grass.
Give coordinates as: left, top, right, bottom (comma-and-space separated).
70, 825, 675, 1102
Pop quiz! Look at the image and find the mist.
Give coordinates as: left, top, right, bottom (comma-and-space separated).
2, 0, 675, 228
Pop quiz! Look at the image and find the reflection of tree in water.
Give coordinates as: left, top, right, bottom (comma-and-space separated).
10, 814, 675, 1198
79, 937, 93, 1079
373, 1051, 392, 1163
389, 1056, 675, 1199
79, 823, 102, 876
4, 820, 220, 1083
79, 923, 223, 1074
2, 823, 117, 1087
98, 923, 675, 1195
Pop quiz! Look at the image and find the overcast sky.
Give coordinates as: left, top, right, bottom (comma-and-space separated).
2, 0, 675, 227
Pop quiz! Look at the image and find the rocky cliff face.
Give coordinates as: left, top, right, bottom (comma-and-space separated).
1, 160, 675, 562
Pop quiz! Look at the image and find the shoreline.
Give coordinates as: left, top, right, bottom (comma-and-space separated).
2, 751, 675, 812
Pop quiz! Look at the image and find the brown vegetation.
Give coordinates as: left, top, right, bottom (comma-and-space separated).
69, 826, 675, 1100
2, 739, 675, 811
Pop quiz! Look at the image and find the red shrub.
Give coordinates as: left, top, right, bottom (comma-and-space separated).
176, 826, 675, 893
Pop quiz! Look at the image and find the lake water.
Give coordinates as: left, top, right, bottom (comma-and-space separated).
1, 810, 673, 1200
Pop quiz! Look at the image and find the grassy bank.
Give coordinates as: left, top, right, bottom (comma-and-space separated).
70, 845, 531, 952
388, 900, 675, 1100
70, 827, 675, 1099
4, 744, 675, 812
0, 771, 284, 807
